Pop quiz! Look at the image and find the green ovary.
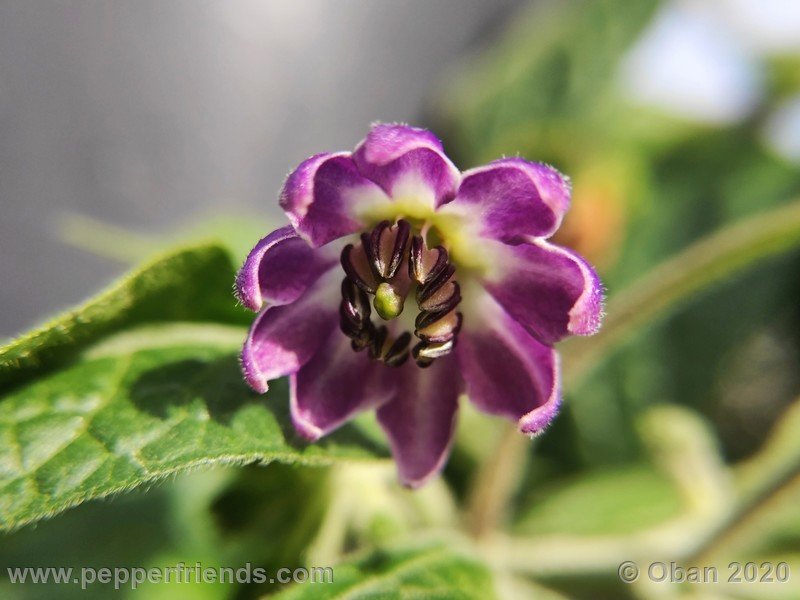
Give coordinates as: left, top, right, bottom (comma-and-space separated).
374, 282, 406, 320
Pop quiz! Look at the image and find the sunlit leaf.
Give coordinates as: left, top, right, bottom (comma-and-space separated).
0, 243, 247, 391
0, 325, 387, 531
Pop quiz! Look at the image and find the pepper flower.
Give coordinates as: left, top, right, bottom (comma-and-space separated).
236, 124, 603, 487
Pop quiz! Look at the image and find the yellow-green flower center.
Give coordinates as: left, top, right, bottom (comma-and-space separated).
357, 198, 493, 275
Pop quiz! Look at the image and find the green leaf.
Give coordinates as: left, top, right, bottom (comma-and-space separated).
0, 469, 219, 600
273, 542, 496, 600
0, 243, 246, 392
515, 465, 682, 536
57, 212, 272, 266
0, 324, 387, 531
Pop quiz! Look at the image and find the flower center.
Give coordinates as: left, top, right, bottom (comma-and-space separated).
339, 219, 463, 368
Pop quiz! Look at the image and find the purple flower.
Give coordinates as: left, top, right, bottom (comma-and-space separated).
236, 124, 603, 487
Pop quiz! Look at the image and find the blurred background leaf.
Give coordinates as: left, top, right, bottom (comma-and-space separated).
272, 541, 496, 600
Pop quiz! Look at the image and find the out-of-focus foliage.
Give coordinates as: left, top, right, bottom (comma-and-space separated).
273, 542, 496, 600
515, 465, 682, 536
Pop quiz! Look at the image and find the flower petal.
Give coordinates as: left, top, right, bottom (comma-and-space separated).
235, 225, 337, 311
376, 355, 462, 488
483, 239, 603, 344
457, 290, 560, 435
443, 158, 571, 242
240, 270, 340, 393
353, 123, 460, 208
290, 330, 396, 441
280, 152, 389, 247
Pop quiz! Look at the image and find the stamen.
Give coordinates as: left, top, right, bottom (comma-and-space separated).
340, 278, 375, 352
417, 263, 456, 304
369, 325, 389, 361
341, 243, 378, 293
415, 307, 448, 330
383, 332, 412, 367
415, 309, 462, 343
418, 280, 460, 313
340, 221, 462, 368
409, 235, 449, 284
387, 220, 411, 278
411, 343, 435, 368
366, 220, 410, 280
414, 339, 454, 359
350, 325, 375, 352
339, 306, 363, 337
340, 278, 371, 326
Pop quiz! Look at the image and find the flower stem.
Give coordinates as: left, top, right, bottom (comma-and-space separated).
466, 422, 529, 540
561, 199, 800, 389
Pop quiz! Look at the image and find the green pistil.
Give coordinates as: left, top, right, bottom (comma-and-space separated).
374, 282, 405, 320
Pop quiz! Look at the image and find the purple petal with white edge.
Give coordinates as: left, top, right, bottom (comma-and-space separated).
235, 225, 337, 311
443, 158, 571, 242
376, 355, 462, 488
290, 330, 396, 441
483, 239, 603, 345
240, 270, 340, 393
280, 152, 389, 247
353, 123, 460, 208
456, 290, 560, 435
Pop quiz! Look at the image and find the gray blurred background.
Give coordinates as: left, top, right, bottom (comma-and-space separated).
0, 0, 520, 338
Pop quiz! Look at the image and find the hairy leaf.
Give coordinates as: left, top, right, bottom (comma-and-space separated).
0, 243, 247, 391
0, 324, 387, 531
